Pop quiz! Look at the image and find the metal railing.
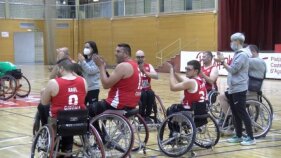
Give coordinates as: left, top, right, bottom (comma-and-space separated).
0, 2, 4, 18
155, 38, 198, 67
0, 0, 216, 19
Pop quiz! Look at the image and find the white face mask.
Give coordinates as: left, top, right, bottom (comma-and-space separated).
230, 42, 239, 51
83, 48, 91, 55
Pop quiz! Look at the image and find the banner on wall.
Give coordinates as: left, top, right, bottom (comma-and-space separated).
180, 51, 281, 79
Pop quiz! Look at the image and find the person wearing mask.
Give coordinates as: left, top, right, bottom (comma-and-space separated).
216, 32, 255, 146
78, 41, 100, 105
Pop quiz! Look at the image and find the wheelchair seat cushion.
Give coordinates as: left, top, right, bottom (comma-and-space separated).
57, 109, 89, 137
192, 102, 208, 127
5, 69, 22, 79
124, 108, 139, 117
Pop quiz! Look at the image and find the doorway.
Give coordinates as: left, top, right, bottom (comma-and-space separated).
14, 32, 44, 64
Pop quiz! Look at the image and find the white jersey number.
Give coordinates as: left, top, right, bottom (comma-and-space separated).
68, 94, 78, 106
198, 91, 206, 102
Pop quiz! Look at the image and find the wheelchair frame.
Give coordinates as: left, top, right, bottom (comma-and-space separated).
31, 110, 106, 158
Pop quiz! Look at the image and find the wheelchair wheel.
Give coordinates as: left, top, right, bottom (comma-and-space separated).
31, 124, 55, 158
245, 100, 272, 139
81, 126, 106, 158
259, 94, 273, 118
151, 95, 166, 124
207, 90, 221, 119
32, 111, 41, 136
0, 75, 16, 100
157, 113, 196, 157
129, 114, 149, 152
90, 113, 134, 158
194, 115, 220, 149
15, 75, 31, 97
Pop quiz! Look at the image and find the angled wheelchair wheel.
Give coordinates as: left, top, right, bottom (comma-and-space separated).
129, 114, 149, 152
207, 90, 221, 119
259, 94, 273, 118
194, 115, 220, 149
81, 126, 106, 158
0, 75, 16, 100
150, 95, 167, 124
31, 124, 55, 158
15, 75, 31, 97
157, 113, 196, 157
245, 99, 272, 139
90, 113, 134, 158
32, 111, 41, 136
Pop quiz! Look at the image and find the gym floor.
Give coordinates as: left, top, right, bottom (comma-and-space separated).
0, 65, 280, 158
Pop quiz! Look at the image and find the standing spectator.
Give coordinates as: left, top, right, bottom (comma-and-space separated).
136, 50, 159, 123
78, 41, 100, 105
216, 32, 255, 145
217, 44, 267, 129
200, 51, 219, 93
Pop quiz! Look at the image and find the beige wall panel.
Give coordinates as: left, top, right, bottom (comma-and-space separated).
79, 19, 113, 64
54, 20, 74, 60
111, 17, 158, 65
79, 13, 217, 66
0, 19, 44, 63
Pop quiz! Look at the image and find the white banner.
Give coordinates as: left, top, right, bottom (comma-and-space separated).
180, 51, 281, 79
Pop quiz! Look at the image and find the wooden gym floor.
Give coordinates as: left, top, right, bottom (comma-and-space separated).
0, 64, 280, 158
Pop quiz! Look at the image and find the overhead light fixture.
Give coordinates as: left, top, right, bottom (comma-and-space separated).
93, 0, 99, 2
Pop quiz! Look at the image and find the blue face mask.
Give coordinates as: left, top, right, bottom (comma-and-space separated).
230, 42, 239, 51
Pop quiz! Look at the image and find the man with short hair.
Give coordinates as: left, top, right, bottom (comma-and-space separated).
41, 58, 88, 155
37, 47, 82, 126
216, 32, 255, 145
135, 50, 158, 123
200, 51, 219, 93
164, 60, 208, 136
90, 43, 141, 115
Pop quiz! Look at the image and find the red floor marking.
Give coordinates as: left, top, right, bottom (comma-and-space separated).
0, 95, 40, 108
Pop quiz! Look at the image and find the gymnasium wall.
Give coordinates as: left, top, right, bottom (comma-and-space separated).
78, 12, 217, 66
0, 12, 217, 66
0, 19, 76, 64
0, 19, 44, 62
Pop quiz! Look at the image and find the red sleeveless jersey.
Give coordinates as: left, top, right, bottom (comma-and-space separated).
201, 66, 217, 91
106, 60, 142, 109
182, 77, 207, 109
50, 76, 87, 117
141, 63, 152, 91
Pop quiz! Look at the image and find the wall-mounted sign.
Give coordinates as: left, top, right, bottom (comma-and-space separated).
1, 32, 9, 38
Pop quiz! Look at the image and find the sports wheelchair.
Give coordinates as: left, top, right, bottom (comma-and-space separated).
33, 104, 150, 157
157, 102, 220, 157
138, 94, 167, 127
208, 90, 273, 119
90, 106, 155, 157
31, 109, 105, 158
0, 69, 31, 100
219, 99, 272, 138
207, 90, 272, 138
